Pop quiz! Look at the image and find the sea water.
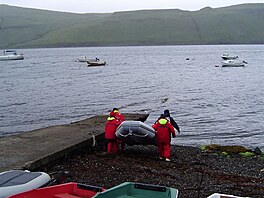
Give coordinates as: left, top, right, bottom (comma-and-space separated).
0, 45, 263, 150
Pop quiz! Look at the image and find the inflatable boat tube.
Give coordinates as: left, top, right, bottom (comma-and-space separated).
0, 170, 51, 198
115, 121, 156, 146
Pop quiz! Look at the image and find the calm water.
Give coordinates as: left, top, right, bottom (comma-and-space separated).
0, 45, 263, 150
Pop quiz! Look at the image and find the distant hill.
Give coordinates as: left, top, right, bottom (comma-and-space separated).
0, 3, 264, 48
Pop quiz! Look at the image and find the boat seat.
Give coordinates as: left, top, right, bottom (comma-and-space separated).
54, 193, 82, 198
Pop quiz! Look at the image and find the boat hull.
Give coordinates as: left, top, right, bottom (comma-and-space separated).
93, 182, 178, 198
0, 170, 51, 198
87, 61, 106, 66
221, 60, 246, 67
115, 121, 156, 146
0, 54, 24, 61
8, 182, 104, 198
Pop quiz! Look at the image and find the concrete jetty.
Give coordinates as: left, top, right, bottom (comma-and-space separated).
0, 113, 149, 172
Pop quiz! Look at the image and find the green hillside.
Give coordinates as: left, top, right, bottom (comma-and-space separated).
0, 3, 263, 48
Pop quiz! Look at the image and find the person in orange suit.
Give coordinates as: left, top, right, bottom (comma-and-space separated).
152, 114, 176, 161
105, 112, 121, 154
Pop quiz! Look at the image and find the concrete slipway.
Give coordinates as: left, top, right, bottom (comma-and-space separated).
0, 113, 148, 172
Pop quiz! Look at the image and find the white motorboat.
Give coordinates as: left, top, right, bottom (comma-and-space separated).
0, 170, 51, 198
0, 50, 24, 61
87, 60, 106, 67
76, 56, 98, 62
221, 59, 247, 67
221, 53, 239, 60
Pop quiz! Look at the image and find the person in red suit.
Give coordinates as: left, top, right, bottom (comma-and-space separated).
105, 112, 121, 154
111, 108, 125, 122
111, 108, 125, 151
152, 114, 176, 161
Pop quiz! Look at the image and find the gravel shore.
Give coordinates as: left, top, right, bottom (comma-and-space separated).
41, 144, 264, 198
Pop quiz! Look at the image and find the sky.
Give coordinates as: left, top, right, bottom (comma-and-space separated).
0, 0, 263, 13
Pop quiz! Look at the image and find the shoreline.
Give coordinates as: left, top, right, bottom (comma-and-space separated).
1, 113, 263, 197
40, 144, 264, 198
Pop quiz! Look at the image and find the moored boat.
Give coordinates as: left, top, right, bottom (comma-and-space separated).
0, 50, 24, 61
87, 60, 106, 67
7, 182, 105, 198
221, 53, 239, 60
0, 170, 51, 198
221, 59, 247, 67
93, 182, 178, 198
77, 56, 97, 62
115, 121, 156, 146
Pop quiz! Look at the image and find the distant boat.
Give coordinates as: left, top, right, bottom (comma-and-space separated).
221, 59, 247, 67
0, 50, 24, 61
221, 53, 239, 60
221, 53, 247, 67
87, 60, 106, 67
76, 56, 97, 62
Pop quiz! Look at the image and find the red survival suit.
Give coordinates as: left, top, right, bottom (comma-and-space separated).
105, 115, 121, 153
152, 118, 176, 160
111, 109, 125, 151
112, 110, 125, 122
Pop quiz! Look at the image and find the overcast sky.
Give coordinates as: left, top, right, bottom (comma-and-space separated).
0, 0, 263, 13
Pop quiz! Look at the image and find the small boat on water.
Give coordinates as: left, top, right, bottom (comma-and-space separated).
221, 59, 247, 67
8, 182, 105, 198
0, 50, 24, 61
221, 53, 239, 60
115, 121, 156, 146
77, 56, 97, 62
87, 60, 106, 67
0, 170, 51, 198
221, 53, 247, 67
93, 182, 178, 198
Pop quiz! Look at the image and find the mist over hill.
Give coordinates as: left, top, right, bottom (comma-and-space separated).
0, 3, 264, 48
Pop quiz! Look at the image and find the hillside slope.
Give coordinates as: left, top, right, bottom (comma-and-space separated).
0, 3, 263, 48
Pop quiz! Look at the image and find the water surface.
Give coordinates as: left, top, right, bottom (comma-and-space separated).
0, 45, 263, 150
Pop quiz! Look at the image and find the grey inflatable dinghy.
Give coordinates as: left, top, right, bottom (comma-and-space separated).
115, 121, 156, 146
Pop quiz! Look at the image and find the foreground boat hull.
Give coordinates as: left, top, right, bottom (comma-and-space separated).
116, 121, 156, 146
0, 170, 51, 198
93, 182, 178, 198
8, 182, 104, 198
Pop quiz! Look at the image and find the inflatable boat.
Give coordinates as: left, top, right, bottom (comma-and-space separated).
8, 182, 105, 198
115, 121, 156, 146
0, 170, 51, 198
93, 182, 178, 198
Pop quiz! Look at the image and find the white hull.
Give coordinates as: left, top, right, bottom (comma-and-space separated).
0, 54, 24, 61
0, 170, 51, 198
221, 60, 246, 67
87, 61, 106, 66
